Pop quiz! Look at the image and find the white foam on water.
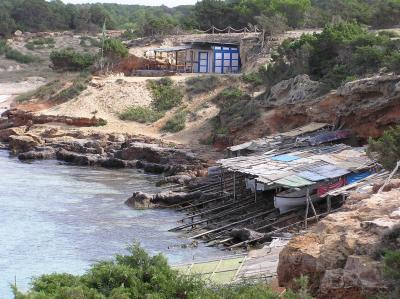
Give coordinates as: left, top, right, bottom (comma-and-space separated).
0, 95, 11, 103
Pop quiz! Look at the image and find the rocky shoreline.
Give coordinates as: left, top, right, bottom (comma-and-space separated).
0, 109, 210, 196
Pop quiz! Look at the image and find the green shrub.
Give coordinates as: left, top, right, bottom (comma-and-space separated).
162, 109, 187, 132
5, 48, 37, 63
148, 78, 183, 112
119, 106, 163, 123
264, 22, 400, 89
242, 71, 264, 86
0, 40, 8, 55
283, 275, 315, 299
387, 52, 400, 73
103, 38, 128, 59
367, 126, 400, 170
185, 75, 220, 97
13, 243, 280, 299
50, 49, 97, 71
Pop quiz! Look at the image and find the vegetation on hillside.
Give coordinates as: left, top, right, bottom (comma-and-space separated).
185, 75, 221, 98
50, 49, 97, 71
119, 106, 164, 123
15, 73, 92, 103
1, 0, 400, 38
13, 243, 314, 299
148, 78, 183, 112
255, 22, 400, 89
162, 109, 187, 133
368, 126, 400, 170
119, 79, 183, 125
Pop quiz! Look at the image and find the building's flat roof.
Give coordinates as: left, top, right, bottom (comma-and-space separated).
152, 45, 192, 52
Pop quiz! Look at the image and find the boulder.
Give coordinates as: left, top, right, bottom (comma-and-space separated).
56, 149, 99, 166
125, 190, 203, 209
261, 74, 327, 106
0, 127, 26, 142
230, 228, 264, 242
100, 158, 127, 168
18, 147, 56, 160
9, 135, 42, 154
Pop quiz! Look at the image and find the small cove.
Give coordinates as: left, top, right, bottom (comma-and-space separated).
0, 150, 226, 298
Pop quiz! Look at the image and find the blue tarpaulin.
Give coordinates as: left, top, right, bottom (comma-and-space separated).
346, 171, 373, 184
271, 154, 300, 162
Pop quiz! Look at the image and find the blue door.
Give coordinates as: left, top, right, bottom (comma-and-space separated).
213, 46, 240, 73
198, 52, 209, 73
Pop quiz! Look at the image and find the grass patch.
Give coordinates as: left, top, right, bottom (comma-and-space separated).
119, 106, 164, 123
185, 75, 220, 97
25, 37, 55, 50
147, 78, 183, 112
162, 109, 187, 133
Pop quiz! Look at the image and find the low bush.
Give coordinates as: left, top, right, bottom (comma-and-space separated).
5, 48, 37, 63
148, 78, 183, 112
211, 87, 260, 138
242, 71, 264, 86
367, 126, 400, 170
25, 37, 55, 50
185, 75, 220, 97
50, 49, 97, 71
119, 106, 164, 123
162, 109, 187, 132
103, 38, 128, 59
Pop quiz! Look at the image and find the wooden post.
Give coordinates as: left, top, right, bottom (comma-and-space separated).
233, 171, 236, 201
175, 50, 178, 71
254, 179, 257, 203
305, 188, 310, 229
327, 195, 332, 212
220, 168, 224, 194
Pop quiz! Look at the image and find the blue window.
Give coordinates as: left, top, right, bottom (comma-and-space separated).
213, 46, 240, 73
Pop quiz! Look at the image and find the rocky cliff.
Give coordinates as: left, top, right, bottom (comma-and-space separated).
237, 74, 400, 144
277, 183, 400, 299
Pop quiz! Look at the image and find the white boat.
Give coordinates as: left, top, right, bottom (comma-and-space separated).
274, 188, 322, 214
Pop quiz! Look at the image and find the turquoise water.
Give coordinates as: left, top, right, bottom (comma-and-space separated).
0, 150, 224, 298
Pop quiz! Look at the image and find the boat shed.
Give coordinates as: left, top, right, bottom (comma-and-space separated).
150, 41, 241, 74
218, 144, 375, 192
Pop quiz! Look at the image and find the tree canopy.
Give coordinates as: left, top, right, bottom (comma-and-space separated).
0, 0, 400, 38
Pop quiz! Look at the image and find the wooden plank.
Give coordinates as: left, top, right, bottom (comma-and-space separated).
189, 208, 277, 239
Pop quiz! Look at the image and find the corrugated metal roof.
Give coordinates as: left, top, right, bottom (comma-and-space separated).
152, 45, 192, 52
274, 175, 314, 188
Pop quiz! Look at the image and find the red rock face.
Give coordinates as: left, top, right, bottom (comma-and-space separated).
1, 109, 106, 128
